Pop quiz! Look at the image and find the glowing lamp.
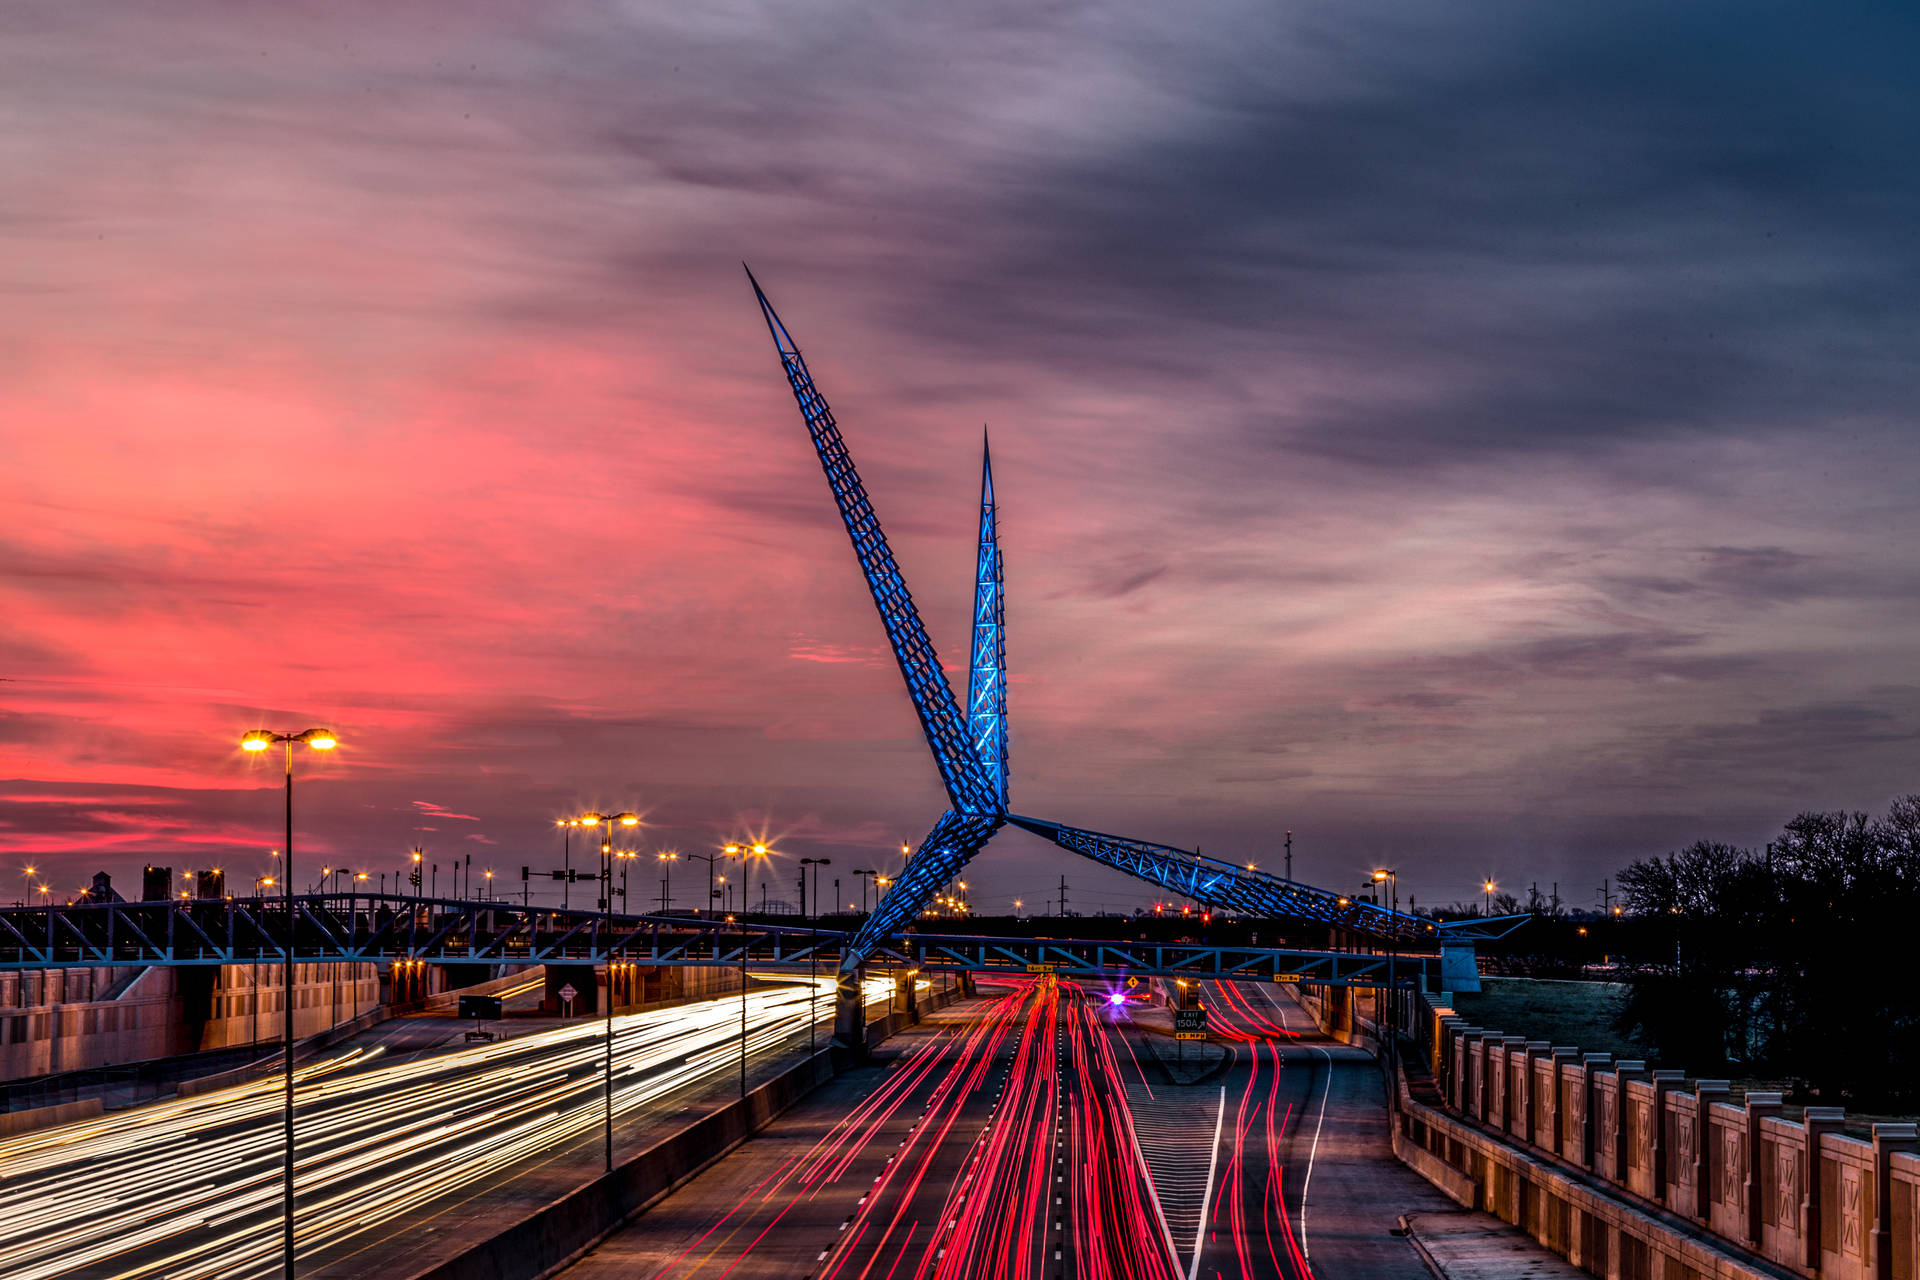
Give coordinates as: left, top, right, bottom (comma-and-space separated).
241, 732, 273, 751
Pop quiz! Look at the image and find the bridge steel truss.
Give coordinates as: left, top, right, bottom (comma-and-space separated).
0, 896, 1437, 989
748, 269, 998, 819
747, 269, 1448, 984
1008, 815, 1441, 943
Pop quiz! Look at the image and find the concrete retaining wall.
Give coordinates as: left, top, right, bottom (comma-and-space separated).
1291, 980, 1920, 1280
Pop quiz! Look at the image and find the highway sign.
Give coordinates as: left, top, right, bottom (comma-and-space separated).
1125, 976, 1138, 989
458, 995, 503, 1020
558, 983, 578, 1004
1173, 1008, 1208, 1033
1175, 1031, 1209, 1042
1274, 972, 1304, 983
1025, 963, 1057, 973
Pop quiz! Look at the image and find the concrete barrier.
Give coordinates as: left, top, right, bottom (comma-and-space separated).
0, 1097, 104, 1137
401, 1047, 838, 1280
177, 1003, 391, 1096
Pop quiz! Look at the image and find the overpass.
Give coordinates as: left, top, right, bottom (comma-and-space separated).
0, 893, 1459, 988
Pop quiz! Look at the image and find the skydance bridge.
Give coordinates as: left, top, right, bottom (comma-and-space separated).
2, 275, 1517, 1027
741, 269, 1509, 1042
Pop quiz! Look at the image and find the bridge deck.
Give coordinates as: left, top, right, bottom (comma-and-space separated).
0, 895, 1437, 987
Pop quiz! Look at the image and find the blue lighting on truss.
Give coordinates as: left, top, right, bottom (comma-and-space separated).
744, 268, 1441, 971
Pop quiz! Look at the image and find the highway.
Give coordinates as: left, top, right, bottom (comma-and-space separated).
0, 975, 895, 1280
561, 977, 1450, 1280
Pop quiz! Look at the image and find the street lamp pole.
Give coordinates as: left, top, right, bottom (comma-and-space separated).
1373, 868, 1399, 1117
240, 727, 337, 1280
579, 811, 637, 1175
852, 868, 876, 915
657, 851, 676, 913
799, 857, 830, 1055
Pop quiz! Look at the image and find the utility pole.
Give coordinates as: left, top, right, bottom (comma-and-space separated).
1284, 830, 1292, 881
1057, 875, 1067, 918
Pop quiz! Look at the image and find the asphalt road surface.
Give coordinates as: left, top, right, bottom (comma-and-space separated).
563, 976, 1450, 1280
0, 975, 903, 1280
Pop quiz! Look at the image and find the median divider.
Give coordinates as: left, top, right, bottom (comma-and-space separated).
398, 975, 965, 1280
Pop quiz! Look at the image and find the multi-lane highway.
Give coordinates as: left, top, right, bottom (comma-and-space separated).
562, 976, 1450, 1280
0, 975, 894, 1280
0, 971, 1450, 1279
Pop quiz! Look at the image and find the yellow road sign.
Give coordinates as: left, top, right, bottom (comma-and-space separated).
1274, 973, 1303, 983
1025, 963, 1057, 973
1175, 1031, 1209, 1042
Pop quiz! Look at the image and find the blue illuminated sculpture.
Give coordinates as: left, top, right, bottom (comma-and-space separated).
746, 269, 1444, 987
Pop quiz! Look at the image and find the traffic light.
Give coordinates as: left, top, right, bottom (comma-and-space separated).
521, 866, 530, 882
408, 866, 422, 889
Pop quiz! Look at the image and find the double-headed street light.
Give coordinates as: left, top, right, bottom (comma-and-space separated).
577, 811, 638, 1174
656, 850, 677, 913
554, 818, 592, 910
721, 843, 770, 1099
239, 726, 337, 1280
723, 843, 769, 917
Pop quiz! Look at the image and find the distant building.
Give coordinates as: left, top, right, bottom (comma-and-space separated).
142, 865, 172, 901
195, 868, 226, 900
82, 871, 124, 904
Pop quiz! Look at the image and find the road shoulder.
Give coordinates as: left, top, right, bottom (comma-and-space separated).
1401, 1211, 1589, 1280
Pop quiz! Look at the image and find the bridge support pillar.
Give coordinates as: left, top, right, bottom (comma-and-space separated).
833, 965, 868, 1058
1439, 941, 1482, 993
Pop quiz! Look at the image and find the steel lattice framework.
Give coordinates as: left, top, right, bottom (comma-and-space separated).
968, 434, 1009, 809
746, 270, 1493, 977
748, 272, 998, 817
0, 897, 1436, 987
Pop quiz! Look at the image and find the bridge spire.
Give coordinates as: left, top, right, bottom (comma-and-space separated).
744, 268, 997, 815
967, 428, 1009, 812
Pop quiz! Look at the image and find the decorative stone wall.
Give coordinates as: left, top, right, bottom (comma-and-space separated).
1337, 985, 1920, 1280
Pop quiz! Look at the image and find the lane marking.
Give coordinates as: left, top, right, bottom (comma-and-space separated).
1253, 978, 1338, 1264
1295, 1044, 1335, 1262
1187, 1085, 1227, 1280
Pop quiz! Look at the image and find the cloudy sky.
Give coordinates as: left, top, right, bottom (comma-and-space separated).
3, 0, 1916, 914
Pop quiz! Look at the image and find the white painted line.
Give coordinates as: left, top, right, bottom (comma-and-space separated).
1298, 1045, 1335, 1263
1187, 1085, 1227, 1280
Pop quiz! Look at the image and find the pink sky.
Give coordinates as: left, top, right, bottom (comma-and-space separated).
4, 3, 1917, 913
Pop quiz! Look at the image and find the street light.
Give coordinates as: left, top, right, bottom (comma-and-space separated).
849, 868, 876, 914
553, 818, 590, 910
656, 851, 677, 913
1373, 869, 1399, 1117
577, 810, 637, 1175
723, 843, 771, 917
799, 857, 831, 1054
1483, 879, 1496, 917
239, 725, 337, 1280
